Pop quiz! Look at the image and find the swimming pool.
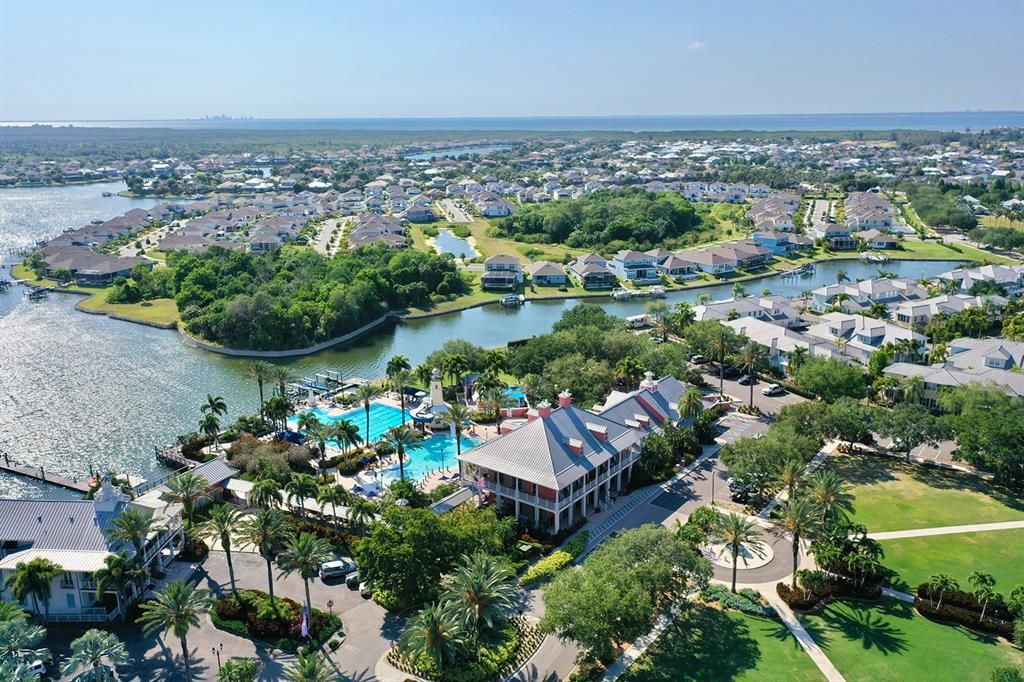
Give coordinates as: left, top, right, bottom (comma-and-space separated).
290, 402, 407, 443
505, 386, 526, 405
378, 433, 480, 485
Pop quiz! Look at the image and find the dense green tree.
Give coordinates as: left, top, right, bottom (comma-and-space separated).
941, 384, 1024, 489
875, 402, 952, 462
792, 357, 867, 402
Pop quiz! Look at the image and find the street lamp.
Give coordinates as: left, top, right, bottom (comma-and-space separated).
709, 460, 720, 506
327, 599, 334, 616
212, 642, 223, 671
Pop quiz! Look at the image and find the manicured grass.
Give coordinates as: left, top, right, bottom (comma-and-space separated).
798, 598, 1024, 681
77, 294, 179, 326
619, 604, 823, 682
880, 528, 1024, 593
825, 452, 1024, 533
465, 217, 585, 262
894, 238, 1016, 264
11, 263, 93, 293
981, 215, 1024, 231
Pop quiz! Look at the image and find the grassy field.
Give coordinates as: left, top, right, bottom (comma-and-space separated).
798, 598, 1024, 681
825, 452, 1024, 533
77, 294, 179, 326
619, 604, 822, 682
981, 215, 1024, 231
894, 238, 1015, 263
880, 528, 1024, 593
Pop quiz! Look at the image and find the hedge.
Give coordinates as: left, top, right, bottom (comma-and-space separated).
915, 598, 1015, 638
916, 583, 1012, 622
701, 584, 775, 617
777, 582, 831, 611
519, 551, 572, 587
562, 531, 590, 559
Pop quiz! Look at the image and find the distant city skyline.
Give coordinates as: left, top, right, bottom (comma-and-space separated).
1, 0, 1022, 121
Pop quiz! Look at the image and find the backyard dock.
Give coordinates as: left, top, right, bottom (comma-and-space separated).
0, 455, 93, 493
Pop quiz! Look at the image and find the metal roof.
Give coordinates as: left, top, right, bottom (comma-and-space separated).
0, 548, 112, 573
0, 499, 119, 552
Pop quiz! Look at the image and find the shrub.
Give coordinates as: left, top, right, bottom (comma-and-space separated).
916, 583, 1013, 621
701, 584, 775, 617
519, 550, 573, 587
562, 531, 590, 559
992, 667, 1024, 682
777, 581, 830, 611
915, 598, 1014, 638
1015, 617, 1024, 648
212, 590, 341, 652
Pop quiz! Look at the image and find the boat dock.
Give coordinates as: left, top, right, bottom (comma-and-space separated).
0, 453, 94, 493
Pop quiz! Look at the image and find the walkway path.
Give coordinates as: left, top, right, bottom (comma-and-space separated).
882, 586, 915, 603
598, 599, 689, 682
867, 519, 1024, 541
762, 588, 846, 682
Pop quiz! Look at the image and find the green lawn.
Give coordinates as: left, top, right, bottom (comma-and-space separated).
880, 528, 1024, 593
826, 452, 1024, 533
619, 604, 823, 682
798, 599, 1024, 681
77, 295, 179, 326
894, 238, 1016, 264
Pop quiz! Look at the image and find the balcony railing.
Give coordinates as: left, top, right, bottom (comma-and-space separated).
47, 606, 119, 623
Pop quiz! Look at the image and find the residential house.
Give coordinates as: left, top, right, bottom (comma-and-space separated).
481, 255, 523, 290
611, 251, 659, 283
939, 264, 1024, 295
806, 312, 927, 365
856, 229, 898, 249
527, 261, 568, 286
894, 294, 1005, 327
569, 254, 617, 289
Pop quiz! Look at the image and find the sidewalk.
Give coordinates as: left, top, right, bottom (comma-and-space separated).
762, 588, 846, 682
867, 519, 1024, 540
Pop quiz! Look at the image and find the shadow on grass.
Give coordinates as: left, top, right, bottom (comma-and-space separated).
907, 462, 1024, 513
815, 599, 909, 656
618, 603, 760, 682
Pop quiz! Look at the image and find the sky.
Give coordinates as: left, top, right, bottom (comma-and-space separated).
1, 0, 1022, 121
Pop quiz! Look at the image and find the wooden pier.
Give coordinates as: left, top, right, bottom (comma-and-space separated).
0, 456, 94, 494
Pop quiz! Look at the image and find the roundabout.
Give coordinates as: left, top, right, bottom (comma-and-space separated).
703, 540, 776, 570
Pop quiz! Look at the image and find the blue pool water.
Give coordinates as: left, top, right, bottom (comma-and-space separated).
379, 434, 480, 485
505, 386, 526, 404
291, 402, 407, 443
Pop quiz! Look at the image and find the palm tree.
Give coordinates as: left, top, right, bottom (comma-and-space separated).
926, 342, 949, 365
778, 497, 818, 586
0, 619, 49, 667
384, 424, 424, 482
347, 498, 377, 534
868, 301, 889, 319
969, 571, 997, 621
61, 628, 129, 681
808, 470, 854, 529
484, 348, 508, 374
927, 573, 959, 609
201, 393, 228, 418
674, 302, 696, 328
196, 504, 244, 596
104, 508, 156, 559
788, 346, 808, 376
270, 365, 295, 398
696, 293, 712, 305
285, 473, 320, 517
283, 651, 335, 682
678, 386, 705, 424
440, 401, 473, 476
136, 579, 213, 682
0, 601, 27, 622
246, 360, 271, 417
444, 551, 516, 652
780, 459, 803, 501
442, 354, 470, 396
354, 383, 382, 447
249, 478, 283, 509
615, 356, 644, 391
902, 375, 925, 404
239, 509, 290, 611
734, 340, 768, 408
391, 368, 413, 424
296, 411, 323, 440
316, 484, 351, 534
199, 412, 221, 450
278, 533, 334, 634
165, 470, 211, 538
387, 354, 412, 378
94, 553, 147, 623
732, 283, 748, 299
520, 373, 546, 404
710, 327, 736, 397
328, 419, 360, 455
398, 602, 466, 672
413, 363, 433, 389
716, 514, 766, 593
482, 386, 515, 434
836, 269, 849, 284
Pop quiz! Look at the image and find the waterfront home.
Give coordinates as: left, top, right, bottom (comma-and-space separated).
481, 254, 523, 290
38, 246, 151, 287
457, 375, 686, 533
611, 250, 660, 283
682, 248, 737, 275
527, 261, 568, 286
810, 277, 929, 313
938, 264, 1024, 295
806, 312, 927, 365
894, 294, 1005, 327
752, 231, 799, 255
694, 295, 806, 328
0, 479, 184, 623
813, 223, 858, 250
856, 229, 898, 249
714, 241, 775, 268
656, 253, 697, 280
569, 253, 617, 289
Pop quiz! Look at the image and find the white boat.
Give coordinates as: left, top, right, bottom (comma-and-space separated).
611, 288, 632, 300
648, 286, 666, 298
500, 294, 524, 306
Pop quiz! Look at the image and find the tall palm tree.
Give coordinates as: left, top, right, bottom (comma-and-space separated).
615, 356, 644, 391
347, 498, 377, 534
777, 497, 818, 586
483, 386, 515, 434
270, 365, 295, 398
902, 375, 925, 404
278, 533, 334, 634
442, 353, 470, 397
199, 412, 221, 450
836, 269, 849, 284
285, 474, 320, 518
673, 302, 696, 329
0, 619, 49, 667
61, 628, 129, 681
734, 340, 768, 408
249, 478, 283, 509
710, 327, 736, 397
165, 470, 211, 538
732, 283, 748, 299
444, 551, 516, 652
413, 363, 433, 389
780, 459, 803, 501
398, 602, 466, 672
519, 373, 545, 404
969, 571, 997, 621
201, 394, 228, 418
296, 411, 323, 439
716, 514, 766, 593
328, 419, 360, 455
283, 651, 335, 682
239, 509, 290, 611
927, 573, 959, 609
136, 579, 213, 682
384, 425, 424, 482
104, 508, 156, 560
678, 386, 705, 424
196, 504, 244, 596
354, 383, 382, 447
696, 293, 712, 305
0, 601, 27, 622
440, 401, 473, 476
386, 354, 412, 379
788, 346, 808, 376
391, 368, 413, 424
316, 484, 351, 534
484, 348, 508, 374
94, 553, 147, 623
246, 360, 271, 417
808, 470, 854, 529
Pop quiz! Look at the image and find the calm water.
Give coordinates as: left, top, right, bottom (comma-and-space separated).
5, 112, 1024, 131
432, 229, 479, 258
0, 184, 965, 498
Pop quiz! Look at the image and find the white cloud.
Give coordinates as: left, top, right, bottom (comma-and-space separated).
688, 41, 705, 51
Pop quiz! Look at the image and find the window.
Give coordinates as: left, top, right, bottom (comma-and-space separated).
66, 593, 76, 609
60, 574, 74, 589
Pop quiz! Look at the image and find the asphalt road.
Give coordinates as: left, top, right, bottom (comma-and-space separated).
700, 369, 806, 417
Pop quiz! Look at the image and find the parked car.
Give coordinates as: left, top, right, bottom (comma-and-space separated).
720, 365, 741, 379
737, 375, 756, 385
28, 660, 46, 678
320, 558, 356, 580
345, 571, 360, 589
761, 383, 785, 396
690, 354, 709, 364
359, 582, 373, 599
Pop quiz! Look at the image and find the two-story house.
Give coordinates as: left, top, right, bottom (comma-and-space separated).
611, 250, 660, 283
481, 254, 523, 290
569, 254, 617, 289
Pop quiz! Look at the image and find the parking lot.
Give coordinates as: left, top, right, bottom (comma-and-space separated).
699, 368, 807, 416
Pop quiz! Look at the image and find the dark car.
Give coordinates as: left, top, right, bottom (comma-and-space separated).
737, 375, 756, 386
720, 365, 741, 379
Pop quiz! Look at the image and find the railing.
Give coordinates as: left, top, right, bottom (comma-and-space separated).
47, 606, 119, 623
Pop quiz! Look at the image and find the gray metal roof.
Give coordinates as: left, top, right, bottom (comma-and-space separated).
0, 499, 120, 552
190, 459, 239, 486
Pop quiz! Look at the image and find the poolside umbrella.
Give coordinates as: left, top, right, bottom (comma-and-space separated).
415, 391, 427, 398
396, 498, 409, 507
301, 606, 309, 639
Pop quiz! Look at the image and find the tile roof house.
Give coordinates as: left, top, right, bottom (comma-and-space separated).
481, 255, 523, 290
569, 254, 617, 289
527, 261, 568, 285
611, 250, 660, 283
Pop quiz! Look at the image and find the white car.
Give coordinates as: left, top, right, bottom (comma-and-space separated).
320, 558, 356, 579
28, 660, 46, 677
761, 383, 785, 397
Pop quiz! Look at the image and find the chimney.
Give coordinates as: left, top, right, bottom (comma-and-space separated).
639, 371, 657, 392
536, 401, 553, 419
585, 422, 608, 441
566, 437, 584, 455
558, 390, 573, 408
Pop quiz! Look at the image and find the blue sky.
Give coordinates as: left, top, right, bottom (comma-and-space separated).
1, 0, 1022, 120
